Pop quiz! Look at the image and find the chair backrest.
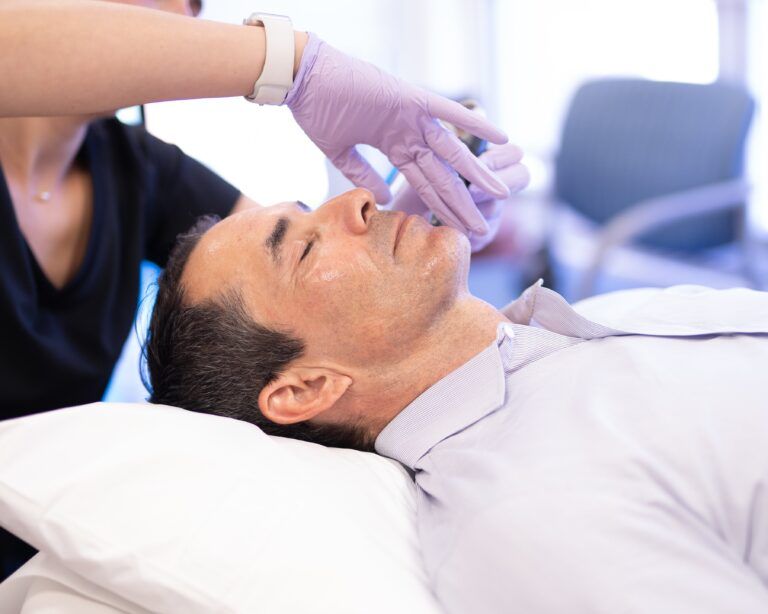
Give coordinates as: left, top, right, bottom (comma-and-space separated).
555, 78, 754, 250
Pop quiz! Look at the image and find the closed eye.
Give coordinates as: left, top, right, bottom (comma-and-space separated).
300, 240, 314, 262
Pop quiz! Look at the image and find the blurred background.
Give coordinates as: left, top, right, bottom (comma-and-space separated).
107, 0, 768, 400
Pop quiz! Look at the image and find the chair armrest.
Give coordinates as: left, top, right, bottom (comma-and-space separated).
578, 179, 751, 299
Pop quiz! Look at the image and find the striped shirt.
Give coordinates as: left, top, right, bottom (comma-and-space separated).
376, 283, 768, 614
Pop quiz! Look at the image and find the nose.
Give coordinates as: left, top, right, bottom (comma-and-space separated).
187, 0, 202, 17
321, 188, 376, 235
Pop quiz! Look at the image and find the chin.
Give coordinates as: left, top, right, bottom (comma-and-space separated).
416, 226, 470, 298
430, 225, 470, 270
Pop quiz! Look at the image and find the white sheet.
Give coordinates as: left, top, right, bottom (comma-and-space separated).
0, 554, 150, 614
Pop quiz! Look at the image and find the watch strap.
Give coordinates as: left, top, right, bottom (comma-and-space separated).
243, 13, 294, 105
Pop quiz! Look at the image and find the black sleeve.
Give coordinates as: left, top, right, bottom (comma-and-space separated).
129, 124, 240, 267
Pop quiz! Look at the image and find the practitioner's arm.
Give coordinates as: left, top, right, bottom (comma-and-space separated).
0, 1, 513, 229
0, 0, 307, 117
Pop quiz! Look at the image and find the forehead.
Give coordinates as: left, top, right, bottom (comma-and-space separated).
181, 203, 297, 305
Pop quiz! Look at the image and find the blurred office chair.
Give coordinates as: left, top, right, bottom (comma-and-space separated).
548, 78, 756, 300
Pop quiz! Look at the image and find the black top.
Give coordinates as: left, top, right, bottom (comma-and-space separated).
0, 118, 240, 420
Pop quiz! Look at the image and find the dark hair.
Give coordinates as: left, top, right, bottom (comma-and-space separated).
143, 216, 374, 451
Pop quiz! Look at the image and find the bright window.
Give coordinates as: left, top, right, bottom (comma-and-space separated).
492, 0, 720, 157
747, 0, 768, 232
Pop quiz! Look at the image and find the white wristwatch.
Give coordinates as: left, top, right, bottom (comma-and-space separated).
243, 12, 295, 105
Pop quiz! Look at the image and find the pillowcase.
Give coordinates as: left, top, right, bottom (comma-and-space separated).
0, 552, 152, 614
0, 402, 441, 614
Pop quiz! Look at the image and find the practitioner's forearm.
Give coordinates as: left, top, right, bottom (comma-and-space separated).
0, 1, 306, 117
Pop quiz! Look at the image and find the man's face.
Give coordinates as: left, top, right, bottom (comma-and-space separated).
182, 189, 471, 368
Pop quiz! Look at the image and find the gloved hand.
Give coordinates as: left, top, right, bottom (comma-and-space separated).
390, 143, 530, 252
285, 33, 510, 237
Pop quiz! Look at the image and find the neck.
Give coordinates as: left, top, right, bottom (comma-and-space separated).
0, 116, 90, 194
340, 294, 509, 441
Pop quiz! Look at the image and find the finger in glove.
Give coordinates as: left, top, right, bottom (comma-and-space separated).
397, 160, 468, 233
415, 148, 490, 236
331, 146, 392, 204
424, 124, 509, 200
428, 93, 509, 145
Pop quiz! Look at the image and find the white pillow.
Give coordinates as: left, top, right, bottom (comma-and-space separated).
0, 403, 440, 614
0, 553, 152, 614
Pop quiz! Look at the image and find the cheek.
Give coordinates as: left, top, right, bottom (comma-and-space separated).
315, 239, 380, 283
291, 231, 469, 350
304, 271, 347, 314
300, 250, 376, 312
408, 227, 469, 284
318, 269, 344, 282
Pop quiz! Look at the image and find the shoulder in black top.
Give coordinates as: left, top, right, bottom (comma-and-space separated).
0, 117, 240, 419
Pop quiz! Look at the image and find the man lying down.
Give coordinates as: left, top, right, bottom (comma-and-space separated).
145, 188, 768, 614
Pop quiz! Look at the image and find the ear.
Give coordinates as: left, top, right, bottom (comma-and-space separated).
258, 366, 353, 425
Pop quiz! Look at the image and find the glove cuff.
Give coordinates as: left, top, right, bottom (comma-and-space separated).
284, 32, 323, 108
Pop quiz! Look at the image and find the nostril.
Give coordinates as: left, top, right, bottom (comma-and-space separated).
361, 200, 374, 224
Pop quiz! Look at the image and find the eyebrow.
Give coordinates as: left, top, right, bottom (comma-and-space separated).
265, 202, 311, 263
266, 217, 289, 263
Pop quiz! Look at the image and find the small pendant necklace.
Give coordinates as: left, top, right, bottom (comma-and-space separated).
32, 175, 64, 202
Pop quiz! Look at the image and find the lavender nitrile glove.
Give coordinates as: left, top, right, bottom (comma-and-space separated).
285, 33, 510, 237
391, 143, 530, 252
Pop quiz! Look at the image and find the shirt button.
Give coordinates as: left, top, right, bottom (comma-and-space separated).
501, 323, 515, 339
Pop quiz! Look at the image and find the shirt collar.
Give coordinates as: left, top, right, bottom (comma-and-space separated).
374, 324, 513, 469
